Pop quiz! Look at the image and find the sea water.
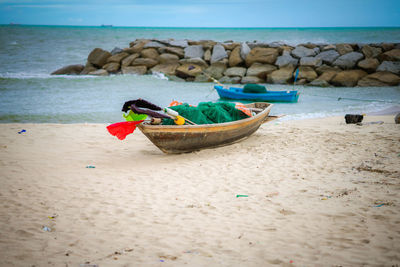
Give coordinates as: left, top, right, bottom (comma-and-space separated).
0, 25, 400, 123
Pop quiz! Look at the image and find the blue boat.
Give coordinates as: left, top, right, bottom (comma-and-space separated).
214, 85, 300, 103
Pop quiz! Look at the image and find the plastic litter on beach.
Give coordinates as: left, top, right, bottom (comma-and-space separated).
18, 129, 26, 134
375, 204, 385, 207
236, 195, 248, 198
86, 165, 96, 168
42, 226, 51, 232
48, 214, 58, 220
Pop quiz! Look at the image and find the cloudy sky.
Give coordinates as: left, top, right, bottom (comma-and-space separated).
1, 0, 399, 27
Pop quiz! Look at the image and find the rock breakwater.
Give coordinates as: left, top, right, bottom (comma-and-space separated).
52, 39, 400, 87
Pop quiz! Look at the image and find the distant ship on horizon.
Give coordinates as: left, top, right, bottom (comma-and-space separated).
101, 24, 113, 27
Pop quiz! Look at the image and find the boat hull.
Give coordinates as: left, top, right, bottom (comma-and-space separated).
215, 85, 299, 102
138, 102, 275, 154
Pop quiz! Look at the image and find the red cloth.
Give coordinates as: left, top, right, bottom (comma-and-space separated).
106, 121, 144, 140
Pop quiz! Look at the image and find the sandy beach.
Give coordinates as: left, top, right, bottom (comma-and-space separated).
0, 115, 399, 266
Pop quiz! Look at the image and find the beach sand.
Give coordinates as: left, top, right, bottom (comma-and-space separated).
0, 115, 399, 266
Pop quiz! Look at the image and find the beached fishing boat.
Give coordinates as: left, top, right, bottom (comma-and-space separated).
137, 102, 277, 154
214, 85, 299, 102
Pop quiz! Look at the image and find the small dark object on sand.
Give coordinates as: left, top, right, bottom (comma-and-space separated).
345, 114, 363, 124
395, 113, 400, 124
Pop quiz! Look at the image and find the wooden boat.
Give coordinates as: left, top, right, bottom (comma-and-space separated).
138, 102, 277, 154
214, 85, 299, 102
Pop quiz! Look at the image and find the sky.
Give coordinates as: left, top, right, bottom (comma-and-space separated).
0, 0, 399, 28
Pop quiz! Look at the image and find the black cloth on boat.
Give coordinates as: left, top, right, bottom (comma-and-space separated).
122, 98, 163, 112
121, 98, 170, 119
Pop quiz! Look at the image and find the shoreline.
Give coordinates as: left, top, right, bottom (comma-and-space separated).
0, 115, 399, 266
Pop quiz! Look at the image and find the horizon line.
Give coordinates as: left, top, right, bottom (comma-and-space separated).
3, 23, 400, 29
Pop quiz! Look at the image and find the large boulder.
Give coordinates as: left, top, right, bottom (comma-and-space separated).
179, 57, 208, 69
381, 43, 395, 52
309, 79, 330, 87
315, 50, 340, 65
204, 49, 212, 62
121, 53, 140, 66
245, 47, 279, 66
300, 56, 322, 67
291, 46, 316, 58
241, 76, 264, 84
275, 51, 298, 68
102, 62, 120, 73
51, 64, 84, 75
131, 58, 158, 68
159, 53, 180, 64
204, 62, 227, 79
176, 64, 203, 78
357, 71, 400, 87
376, 61, 400, 75
211, 44, 228, 64
330, 70, 367, 87
184, 45, 204, 59
150, 63, 179, 76
140, 48, 159, 60
378, 49, 400, 61
224, 67, 247, 77
361, 45, 382, 58
333, 52, 364, 69
87, 48, 112, 68
121, 66, 147, 75
246, 63, 277, 79
222, 42, 240, 50
159, 47, 185, 58
107, 52, 129, 63
357, 58, 380, 73
267, 66, 295, 84
296, 66, 318, 82
229, 46, 243, 67
240, 42, 251, 61
335, 43, 353, 55
315, 70, 339, 83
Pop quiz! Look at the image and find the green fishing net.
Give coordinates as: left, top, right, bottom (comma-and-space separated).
243, 84, 267, 94
162, 102, 250, 125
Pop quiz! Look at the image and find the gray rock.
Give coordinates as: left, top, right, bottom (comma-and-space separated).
224, 67, 247, 77
300, 56, 322, 67
316, 50, 340, 65
167, 75, 186, 82
143, 41, 166, 49
275, 51, 298, 68
219, 76, 241, 84
240, 42, 251, 60
333, 52, 364, 69
111, 47, 123, 55
296, 66, 318, 82
357, 71, 400, 87
159, 47, 185, 58
377, 61, 400, 75
247, 41, 270, 49
102, 62, 120, 73
204, 63, 227, 80
194, 74, 212, 82
291, 46, 316, 59
211, 44, 228, 64
184, 45, 204, 59
51, 64, 84, 75
169, 40, 189, 48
